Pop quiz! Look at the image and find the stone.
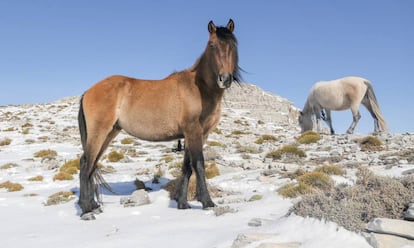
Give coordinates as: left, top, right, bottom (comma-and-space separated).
256, 242, 301, 248
366, 218, 414, 240
120, 189, 150, 207
231, 233, 277, 248
405, 203, 414, 221
367, 233, 414, 248
248, 218, 273, 227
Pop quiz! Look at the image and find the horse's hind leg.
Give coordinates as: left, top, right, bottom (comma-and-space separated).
346, 106, 361, 134
79, 127, 120, 220
324, 110, 335, 134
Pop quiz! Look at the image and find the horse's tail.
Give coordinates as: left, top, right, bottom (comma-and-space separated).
363, 81, 388, 132
78, 95, 88, 150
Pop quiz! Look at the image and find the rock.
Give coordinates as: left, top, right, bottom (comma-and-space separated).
231, 233, 277, 248
256, 242, 301, 248
405, 203, 414, 221
120, 189, 150, 207
367, 233, 414, 248
248, 218, 273, 227
366, 218, 414, 240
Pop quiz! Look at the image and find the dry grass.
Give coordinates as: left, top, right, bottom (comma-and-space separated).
297, 131, 321, 144
359, 135, 383, 151
107, 151, 125, 162
0, 138, 12, 146
53, 172, 73, 181
60, 158, 80, 175
0, 181, 24, 192
44, 191, 75, 206
314, 164, 345, 176
34, 149, 57, 158
290, 168, 414, 232
205, 160, 220, 179
255, 134, 278, 144
28, 175, 44, 181
0, 163, 18, 170
265, 145, 306, 160
120, 137, 135, 144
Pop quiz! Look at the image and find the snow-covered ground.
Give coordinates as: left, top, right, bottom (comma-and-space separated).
2, 93, 411, 248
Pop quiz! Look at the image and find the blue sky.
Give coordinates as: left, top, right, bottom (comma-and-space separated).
1, 1, 413, 134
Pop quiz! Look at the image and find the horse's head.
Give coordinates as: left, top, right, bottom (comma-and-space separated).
298, 111, 313, 133
206, 19, 239, 89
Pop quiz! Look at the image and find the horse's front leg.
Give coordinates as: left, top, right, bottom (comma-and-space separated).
174, 150, 192, 209
187, 135, 215, 209
324, 110, 335, 134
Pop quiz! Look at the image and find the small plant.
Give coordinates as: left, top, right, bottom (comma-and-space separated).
257, 120, 265, 125
359, 136, 382, 151
120, 137, 135, 144
297, 171, 334, 191
207, 141, 225, 147
53, 172, 73, 181
297, 131, 321, 144
3, 127, 15, 132
28, 175, 44, 181
22, 122, 33, 128
213, 128, 222, 134
160, 155, 174, 163
0, 138, 12, 146
248, 194, 263, 201
22, 128, 30, 135
0, 163, 18, 170
237, 145, 260, 154
284, 168, 306, 180
60, 158, 80, 175
0, 181, 24, 192
34, 149, 58, 158
265, 145, 306, 160
255, 134, 278, 144
314, 165, 345, 176
278, 182, 314, 198
205, 160, 220, 179
44, 191, 75, 206
107, 151, 125, 162
231, 130, 247, 135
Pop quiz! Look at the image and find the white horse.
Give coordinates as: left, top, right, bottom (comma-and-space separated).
299, 76, 387, 134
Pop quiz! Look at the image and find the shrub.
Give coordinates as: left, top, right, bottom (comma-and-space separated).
107, 151, 125, 162
205, 161, 220, 179
28, 175, 44, 181
53, 172, 73, 181
290, 168, 414, 232
120, 137, 135, 144
278, 182, 314, 198
231, 130, 247, 135
359, 136, 382, 151
34, 149, 57, 158
0, 138, 12, 146
314, 165, 345, 176
160, 155, 174, 163
284, 168, 306, 180
44, 191, 75, 206
0, 163, 18, 170
297, 131, 321, 144
255, 134, 277, 144
22, 128, 30, 135
265, 145, 306, 160
237, 145, 260, 154
60, 158, 80, 175
213, 128, 222, 135
297, 171, 334, 191
207, 141, 225, 147
0, 181, 24, 192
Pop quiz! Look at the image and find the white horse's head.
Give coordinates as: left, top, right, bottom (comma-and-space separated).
298, 111, 313, 133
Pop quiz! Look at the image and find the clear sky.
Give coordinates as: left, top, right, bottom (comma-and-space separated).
1, 1, 413, 134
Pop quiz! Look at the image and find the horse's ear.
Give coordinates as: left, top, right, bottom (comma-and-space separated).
208, 21, 216, 34
226, 19, 235, 32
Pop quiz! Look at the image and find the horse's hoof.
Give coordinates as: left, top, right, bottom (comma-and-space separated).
80, 212, 96, 221
202, 200, 216, 209
92, 206, 103, 215
177, 202, 191, 209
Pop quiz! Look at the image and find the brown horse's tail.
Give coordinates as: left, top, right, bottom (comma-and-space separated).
78, 95, 88, 150
363, 81, 388, 132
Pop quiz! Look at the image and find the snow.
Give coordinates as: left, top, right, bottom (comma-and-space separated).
0, 99, 375, 248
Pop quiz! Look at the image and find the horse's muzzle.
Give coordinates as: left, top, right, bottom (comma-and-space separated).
217, 73, 233, 89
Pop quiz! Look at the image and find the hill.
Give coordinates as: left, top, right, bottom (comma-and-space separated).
0, 83, 413, 248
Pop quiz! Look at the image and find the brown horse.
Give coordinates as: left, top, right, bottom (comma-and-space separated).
78, 19, 240, 220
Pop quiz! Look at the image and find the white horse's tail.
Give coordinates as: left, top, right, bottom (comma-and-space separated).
363, 81, 388, 132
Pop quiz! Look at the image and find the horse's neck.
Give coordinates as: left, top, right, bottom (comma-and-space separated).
302, 99, 313, 115
193, 54, 225, 100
